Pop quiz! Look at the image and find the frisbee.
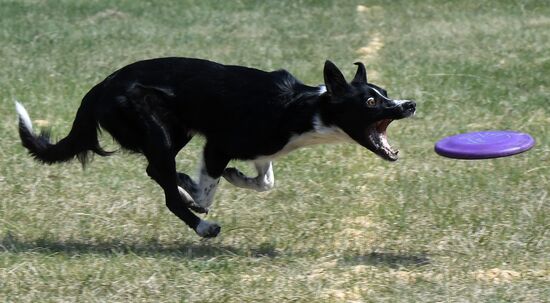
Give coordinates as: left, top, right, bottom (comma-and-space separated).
435, 130, 535, 159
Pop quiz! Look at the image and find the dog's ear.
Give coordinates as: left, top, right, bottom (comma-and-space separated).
323, 60, 349, 96
351, 62, 367, 84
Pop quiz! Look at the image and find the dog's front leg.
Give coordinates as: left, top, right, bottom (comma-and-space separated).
191, 144, 230, 213
193, 166, 221, 211
223, 161, 275, 192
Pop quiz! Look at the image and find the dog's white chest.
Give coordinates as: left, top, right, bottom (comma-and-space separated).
255, 116, 352, 161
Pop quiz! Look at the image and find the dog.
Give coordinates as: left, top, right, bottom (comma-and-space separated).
16, 57, 416, 238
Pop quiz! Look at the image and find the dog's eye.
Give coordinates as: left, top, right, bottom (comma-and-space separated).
366, 97, 376, 107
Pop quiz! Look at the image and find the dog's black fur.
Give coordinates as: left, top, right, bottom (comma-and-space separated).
16, 57, 415, 238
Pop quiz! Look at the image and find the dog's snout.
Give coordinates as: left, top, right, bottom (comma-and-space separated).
403, 100, 416, 111
401, 100, 416, 116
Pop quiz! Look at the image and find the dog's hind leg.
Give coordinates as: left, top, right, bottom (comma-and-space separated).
223, 161, 275, 192
147, 164, 208, 214
170, 133, 212, 214
97, 89, 216, 236
144, 130, 220, 238
143, 131, 208, 214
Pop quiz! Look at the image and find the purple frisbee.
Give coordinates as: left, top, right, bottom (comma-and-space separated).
435, 130, 535, 159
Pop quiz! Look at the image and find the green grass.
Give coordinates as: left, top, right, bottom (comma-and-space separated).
1, 0, 549, 302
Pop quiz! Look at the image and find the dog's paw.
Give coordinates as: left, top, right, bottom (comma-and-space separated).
195, 220, 221, 238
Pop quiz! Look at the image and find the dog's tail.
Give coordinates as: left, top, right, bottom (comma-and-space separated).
15, 92, 112, 168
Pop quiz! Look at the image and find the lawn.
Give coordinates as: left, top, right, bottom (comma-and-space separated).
1, 0, 549, 302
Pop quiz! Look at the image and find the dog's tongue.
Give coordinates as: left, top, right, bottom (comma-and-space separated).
377, 119, 393, 134
369, 119, 398, 160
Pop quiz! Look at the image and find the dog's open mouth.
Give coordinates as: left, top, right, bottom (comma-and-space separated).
366, 119, 399, 161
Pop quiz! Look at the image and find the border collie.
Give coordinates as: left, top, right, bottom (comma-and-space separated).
16, 58, 415, 238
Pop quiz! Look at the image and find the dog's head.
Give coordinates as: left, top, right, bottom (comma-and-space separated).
321, 60, 416, 161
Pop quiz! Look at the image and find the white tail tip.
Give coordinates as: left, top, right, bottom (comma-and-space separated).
15, 100, 33, 132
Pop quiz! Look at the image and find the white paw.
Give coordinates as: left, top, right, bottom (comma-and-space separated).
195, 220, 221, 238
256, 176, 274, 192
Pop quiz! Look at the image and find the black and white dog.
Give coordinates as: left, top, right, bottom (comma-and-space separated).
16, 58, 415, 238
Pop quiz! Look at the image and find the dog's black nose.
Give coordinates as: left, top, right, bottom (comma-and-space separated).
403, 100, 416, 111
401, 100, 416, 114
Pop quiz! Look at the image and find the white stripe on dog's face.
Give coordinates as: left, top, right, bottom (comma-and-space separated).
318, 85, 327, 94
369, 86, 410, 108
370, 86, 389, 101
391, 99, 410, 106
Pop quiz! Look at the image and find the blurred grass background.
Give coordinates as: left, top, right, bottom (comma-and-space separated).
1, 0, 549, 302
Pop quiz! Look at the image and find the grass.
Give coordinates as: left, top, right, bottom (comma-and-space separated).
1, 0, 549, 302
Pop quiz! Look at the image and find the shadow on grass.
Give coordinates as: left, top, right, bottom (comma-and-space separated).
1, 234, 427, 267
341, 251, 430, 269
0, 233, 278, 259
